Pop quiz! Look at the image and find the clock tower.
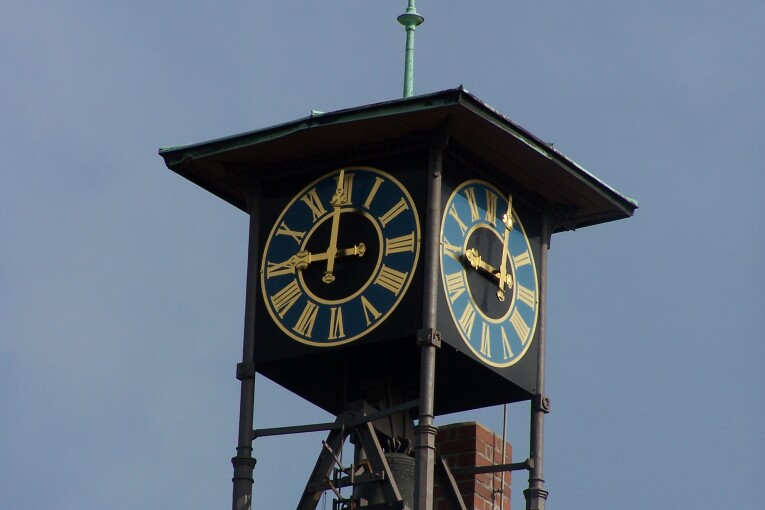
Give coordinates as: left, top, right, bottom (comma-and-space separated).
160, 87, 636, 510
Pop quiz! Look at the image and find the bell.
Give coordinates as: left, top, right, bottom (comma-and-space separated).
352, 452, 415, 509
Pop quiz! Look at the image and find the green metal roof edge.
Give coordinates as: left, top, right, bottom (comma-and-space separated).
157, 88, 465, 166
159, 86, 637, 213
455, 89, 639, 213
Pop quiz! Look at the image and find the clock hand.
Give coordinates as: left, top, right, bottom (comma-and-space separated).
464, 248, 513, 287
323, 169, 349, 283
496, 195, 514, 302
288, 243, 366, 271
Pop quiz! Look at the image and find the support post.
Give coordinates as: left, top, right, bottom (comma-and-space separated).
232, 184, 261, 510
414, 130, 446, 510
524, 209, 551, 510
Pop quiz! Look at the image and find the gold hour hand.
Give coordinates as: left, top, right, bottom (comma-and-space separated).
287, 243, 366, 272
289, 250, 312, 271
312, 244, 366, 262
464, 248, 513, 292
337, 244, 366, 258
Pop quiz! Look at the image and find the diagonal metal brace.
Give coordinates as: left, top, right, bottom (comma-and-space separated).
253, 399, 418, 440
353, 421, 404, 505
296, 428, 347, 510
434, 456, 468, 510
294, 403, 414, 510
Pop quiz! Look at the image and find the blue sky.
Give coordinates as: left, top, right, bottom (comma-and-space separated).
2, 1, 763, 509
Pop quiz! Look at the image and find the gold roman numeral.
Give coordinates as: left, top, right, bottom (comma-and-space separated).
300, 188, 327, 221
480, 322, 491, 357
485, 190, 498, 226
360, 295, 382, 326
443, 236, 461, 262
500, 326, 514, 359
374, 265, 408, 296
293, 300, 319, 337
464, 187, 480, 222
444, 271, 466, 303
378, 198, 409, 227
509, 309, 530, 344
266, 258, 296, 279
516, 284, 536, 308
276, 221, 305, 244
328, 306, 345, 340
458, 303, 476, 337
448, 204, 468, 236
362, 176, 384, 209
513, 250, 531, 268
335, 171, 354, 206
271, 279, 302, 318
385, 232, 415, 255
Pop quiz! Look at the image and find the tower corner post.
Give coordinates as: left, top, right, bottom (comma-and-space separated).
232, 184, 262, 510
414, 130, 447, 510
524, 208, 551, 510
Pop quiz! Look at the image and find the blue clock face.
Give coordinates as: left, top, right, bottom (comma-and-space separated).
440, 179, 539, 367
260, 167, 420, 347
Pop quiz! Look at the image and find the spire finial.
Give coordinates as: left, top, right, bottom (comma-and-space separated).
397, 0, 424, 98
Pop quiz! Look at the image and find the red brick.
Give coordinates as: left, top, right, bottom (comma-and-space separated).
434, 421, 512, 510
474, 424, 498, 445
438, 438, 480, 455
454, 423, 480, 439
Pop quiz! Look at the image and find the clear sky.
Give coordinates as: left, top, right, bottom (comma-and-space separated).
2, 1, 763, 509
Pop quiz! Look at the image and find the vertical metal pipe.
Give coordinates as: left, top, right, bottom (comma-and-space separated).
499, 404, 508, 510
524, 209, 551, 510
414, 132, 445, 510
232, 183, 261, 510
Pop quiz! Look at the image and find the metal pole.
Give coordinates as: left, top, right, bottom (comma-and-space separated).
524, 209, 551, 510
414, 129, 446, 510
232, 183, 262, 510
499, 404, 508, 510
397, 0, 424, 98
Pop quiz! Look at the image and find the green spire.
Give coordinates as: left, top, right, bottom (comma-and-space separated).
397, 0, 424, 98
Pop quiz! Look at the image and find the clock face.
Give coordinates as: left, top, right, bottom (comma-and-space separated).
260, 167, 420, 347
440, 179, 539, 367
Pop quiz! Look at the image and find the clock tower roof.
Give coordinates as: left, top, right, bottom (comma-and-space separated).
160, 87, 637, 231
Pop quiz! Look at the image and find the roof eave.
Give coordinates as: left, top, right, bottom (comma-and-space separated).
159, 87, 637, 229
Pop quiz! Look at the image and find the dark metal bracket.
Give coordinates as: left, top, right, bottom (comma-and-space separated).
449, 458, 532, 476
416, 328, 442, 348
534, 393, 551, 414
235, 362, 255, 381
549, 203, 580, 235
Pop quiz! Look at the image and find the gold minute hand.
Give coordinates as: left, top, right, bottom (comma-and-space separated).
496, 194, 514, 302
323, 169, 349, 283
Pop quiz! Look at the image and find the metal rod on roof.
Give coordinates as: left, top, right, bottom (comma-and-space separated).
397, 0, 424, 98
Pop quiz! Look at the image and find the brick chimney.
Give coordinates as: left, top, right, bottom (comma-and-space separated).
434, 422, 512, 510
